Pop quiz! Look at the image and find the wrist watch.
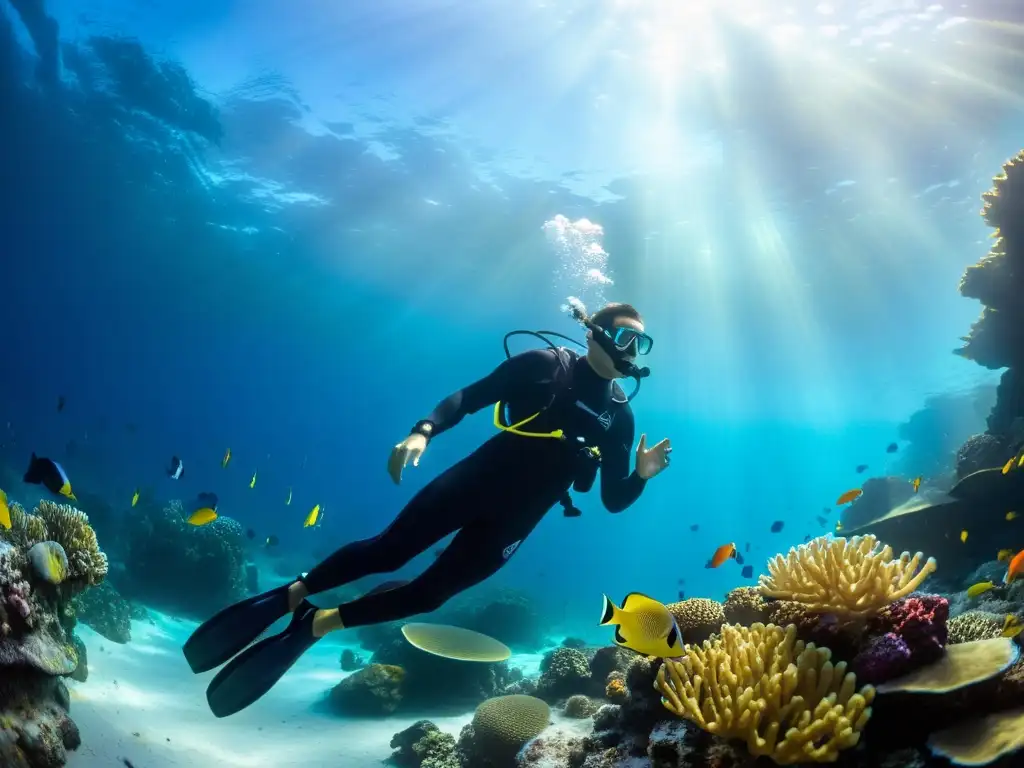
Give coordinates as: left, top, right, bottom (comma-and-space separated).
411, 420, 435, 440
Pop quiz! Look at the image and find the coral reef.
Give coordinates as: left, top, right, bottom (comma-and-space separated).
955, 433, 1008, 479
71, 581, 131, 644
656, 623, 875, 764
588, 645, 632, 683
759, 535, 937, 617
390, 720, 459, 768
116, 499, 246, 617
947, 610, 1004, 643
665, 597, 725, 644
536, 647, 592, 702
0, 509, 103, 766
723, 586, 771, 626
328, 663, 405, 715
562, 694, 599, 719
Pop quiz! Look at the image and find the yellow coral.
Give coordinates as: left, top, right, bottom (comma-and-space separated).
758, 535, 936, 617
33, 501, 108, 586
656, 623, 874, 765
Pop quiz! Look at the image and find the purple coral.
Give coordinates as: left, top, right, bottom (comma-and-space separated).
852, 632, 913, 685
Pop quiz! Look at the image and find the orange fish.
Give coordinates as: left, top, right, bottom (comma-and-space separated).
1006, 550, 1024, 584
911, 476, 921, 493
709, 543, 737, 568
836, 489, 862, 505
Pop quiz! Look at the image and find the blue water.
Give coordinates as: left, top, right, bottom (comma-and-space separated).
1, 0, 1020, 670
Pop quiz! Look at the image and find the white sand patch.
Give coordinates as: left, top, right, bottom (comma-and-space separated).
65, 612, 581, 767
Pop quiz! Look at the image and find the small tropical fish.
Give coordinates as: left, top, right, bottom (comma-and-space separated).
911, 476, 922, 493
0, 488, 10, 530
960, 529, 969, 543
286, 487, 292, 505
835, 521, 844, 532
249, 470, 257, 489
1003, 457, 1015, 474
222, 448, 231, 468
264, 535, 279, 547
770, 521, 784, 533
886, 442, 898, 453
677, 589, 685, 600
1006, 550, 1024, 584
167, 456, 184, 480
187, 507, 218, 526
1001, 614, 1022, 639
24, 453, 76, 500
998, 549, 1015, 562
57, 395, 66, 412
131, 488, 140, 507
735, 552, 745, 566
1007, 511, 1018, 521
689, 524, 699, 532
599, 592, 684, 658
303, 504, 321, 528
741, 565, 753, 579
708, 543, 737, 568
967, 581, 995, 598
855, 464, 868, 474
803, 534, 812, 542
816, 516, 827, 527
836, 489, 862, 505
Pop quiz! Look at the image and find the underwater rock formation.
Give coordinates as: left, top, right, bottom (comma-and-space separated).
839, 477, 916, 531
328, 663, 405, 715
340, 647, 364, 671
955, 150, 1024, 448
536, 647, 592, 702
440, 589, 547, 652
71, 580, 131, 644
897, 386, 997, 480
390, 720, 459, 768
117, 499, 246, 617
0, 504, 107, 767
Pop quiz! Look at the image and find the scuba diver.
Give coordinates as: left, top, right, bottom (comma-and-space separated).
183, 300, 673, 717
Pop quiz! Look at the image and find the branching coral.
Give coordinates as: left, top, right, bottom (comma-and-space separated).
32, 501, 108, 588
655, 623, 875, 764
759, 535, 936, 617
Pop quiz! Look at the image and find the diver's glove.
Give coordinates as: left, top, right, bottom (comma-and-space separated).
388, 432, 428, 485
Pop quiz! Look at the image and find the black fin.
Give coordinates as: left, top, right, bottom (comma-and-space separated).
666, 624, 679, 649
614, 627, 627, 645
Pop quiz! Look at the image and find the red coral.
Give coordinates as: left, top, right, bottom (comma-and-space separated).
872, 594, 948, 667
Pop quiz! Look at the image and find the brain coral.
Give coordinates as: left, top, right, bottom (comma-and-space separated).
472, 694, 550, 750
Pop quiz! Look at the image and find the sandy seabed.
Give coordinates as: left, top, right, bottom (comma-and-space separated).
65, 612, 584, 767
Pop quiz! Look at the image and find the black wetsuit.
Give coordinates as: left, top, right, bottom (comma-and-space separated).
301, 347, 648, 627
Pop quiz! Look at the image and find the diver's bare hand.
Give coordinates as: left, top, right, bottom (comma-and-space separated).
388, 433, 427, 485
635, 434, 672, 480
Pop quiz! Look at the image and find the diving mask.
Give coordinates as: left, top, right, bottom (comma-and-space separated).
603, 326, 653, 356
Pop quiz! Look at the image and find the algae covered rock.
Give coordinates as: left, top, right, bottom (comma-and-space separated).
536, 646, 591, 701
72, 580, 131, 644
389, 720, 458, 768
328, 663, 405, 715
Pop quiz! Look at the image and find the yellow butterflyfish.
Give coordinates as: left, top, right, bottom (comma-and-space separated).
303, 504, 321, 528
